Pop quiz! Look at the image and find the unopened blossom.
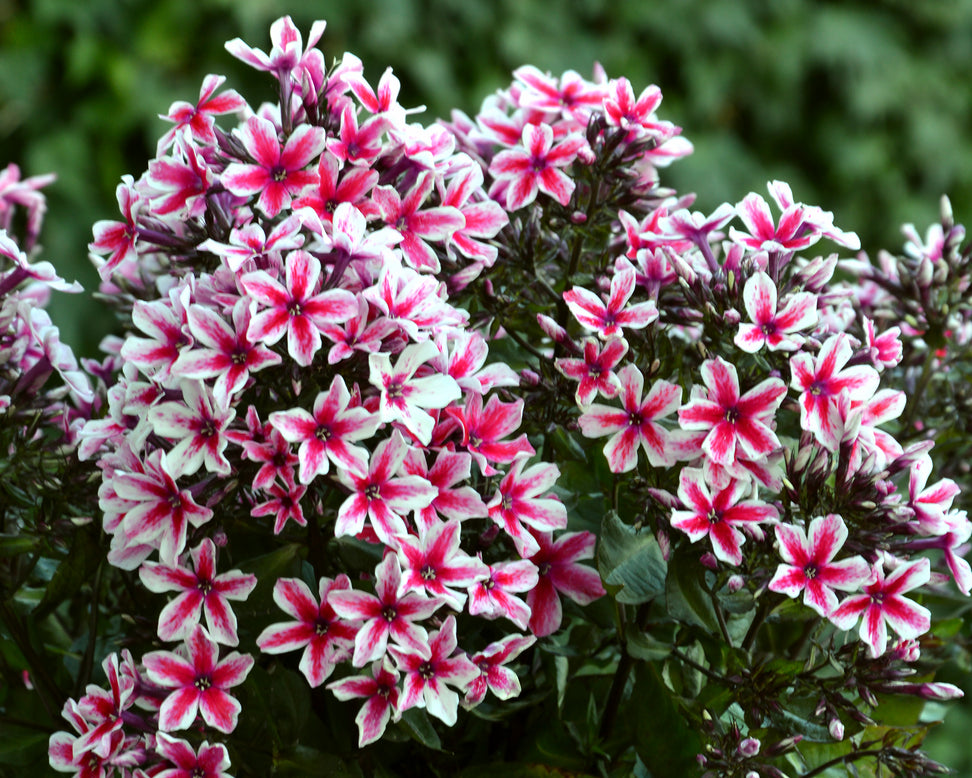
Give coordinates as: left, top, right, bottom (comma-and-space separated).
464, 634, 536, 706
768, 514, 870, 617
563, 268, 659, 339
734, 271, 817, 353
369, 340, 461, 445
830, 558, 931, 658
256, 575, 357, 686
388, 615, 479, 726
526, 530, 605, 637
678, 357, 786, 468
139, 538, 257, 646
579, 365, 682, 473
670, 467, 778, 566
222, 115, 325, 217
329, 554, 442, 667
143, 625, 254, 733
489, 123, 586, 210
327, 661, 401, 747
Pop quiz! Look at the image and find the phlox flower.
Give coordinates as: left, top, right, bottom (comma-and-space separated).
71, 654, 135, 759
256, 575, 357, 687
863, 316, 903, 369
670, 467, 778, 566
789, 334, 880, 451
143, 625, 254, 733
908, 454, 960, 535
734, 271, 817, 353
446, 393, 535, 476
291, 150, 379, 221
578, 365, 682, 473
369, 341, 461, 445
526, 530, 605, 637
467, 559, 539, 629
401, 448, 488, 534
222, 115, 325, 217
327, 660, 401, 747
489, 123, 586, 210
269, 374, 379, 483
388, 615, 479, 726
830, 558, 931, 658
372, 172, 465, 273
250, 473, 308, 534
555, 337, 628, 406
334, 431, 438, 543
148, 381, 235, 478
678, 357, 786, 468
439, 159, 508, 265
241, 249, 357, 367
318, 295, 397, 365
111, 449, 213, 566
153, 733, 232, 778
139, 538, 257, 646
172, 300, 282, 408
396, 519, 489, 611
487, 457, 567, 557
197, 215, 304, 273
157, 73, 247, 153
328, 554, 442, 667
89, 177, 140, 280
563, 268, 659, 339
464, 634, 536, 707
768, 514, 870, 617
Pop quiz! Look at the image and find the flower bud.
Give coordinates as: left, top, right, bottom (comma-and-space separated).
828, 717, 844, 741
700, 552, 719, 570
727, 574, 744, 593
738, 737, 760, 758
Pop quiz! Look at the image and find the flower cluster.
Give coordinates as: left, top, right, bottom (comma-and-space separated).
53, 17, 608, 773
44, 13, 970, 778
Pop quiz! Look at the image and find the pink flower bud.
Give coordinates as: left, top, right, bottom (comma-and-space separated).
520, 368, 540, 386
828, 717, 844, 741
571, 211, 587, 224
738, 737, 760, 758
700, 552, 719, 570
727, 574, 744, 593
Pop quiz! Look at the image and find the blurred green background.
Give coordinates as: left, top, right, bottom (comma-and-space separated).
2, 0, 971, 768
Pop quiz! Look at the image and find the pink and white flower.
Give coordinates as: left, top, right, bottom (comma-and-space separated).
734, 271, 817, 353
327, 661, 401, 747
489, 123, 586, 210
768, 514, 870, 617
464, 634, 536, 706
830, 558, 931, 658
143, 625, 253, 733
526, 530, 605, 637
563, 269, 658, 339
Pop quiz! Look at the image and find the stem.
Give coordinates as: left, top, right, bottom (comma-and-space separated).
669, 648, 731, 684
75, 560, 104, 698
307, 510, 326, 581
802, 749, 884, 778
709, 586, 733, 647
742, 598, 773, 653
598, 650, 633, 742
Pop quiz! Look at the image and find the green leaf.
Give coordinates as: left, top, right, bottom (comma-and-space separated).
33, 526, 100, 620
664, 547, 719, 633
597, 511, 667, 605
626, 629, 671, 662
400, 708, 442, 751
0, 534, 41, 558
629, 662, 701, 773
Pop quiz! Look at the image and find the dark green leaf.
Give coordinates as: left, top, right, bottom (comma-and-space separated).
597, 511, 667, 605
400, 708, 442, 751
629, 662, 701, 773
33, 526, 100, 620
664, 548, 718, 633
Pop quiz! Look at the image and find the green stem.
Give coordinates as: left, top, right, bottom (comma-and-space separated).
598, 650, 633, 742
0, 599, 61, 722
75, 560, 104, 697
802, 749, 884, 777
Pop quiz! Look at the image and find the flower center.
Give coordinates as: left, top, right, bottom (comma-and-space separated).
365, 483, 380, 501
803, 564, 818, 580
420, 564, 436, 581
288, 301, 303, 317
482, 577, 495, 591
232, 350, 248, 365
197, 579, 213, 595
194, 676, 212, 691
385, 381, 405, 399
381, 605, 397, 622
272, 167, 288, 182
315, 425, 332, 442
315, 620, 329, 636
418, 661, 435, 680
706, 508, 721, 525
537, 562, 552, 577
724, 406, 740, 424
